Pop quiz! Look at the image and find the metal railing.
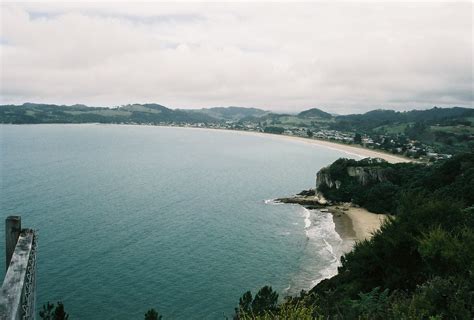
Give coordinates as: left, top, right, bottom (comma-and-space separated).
0, 217, 38, 320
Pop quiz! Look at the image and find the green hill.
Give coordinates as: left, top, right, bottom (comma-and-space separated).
0, 103, 217, 124
333, 107, 474, 131
189, 106, 268, 121
298, 108, 333, 119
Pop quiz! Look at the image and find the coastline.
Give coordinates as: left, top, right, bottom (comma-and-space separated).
2, 123, 412, 164
246, 132, 412, 164
161, 126, 412, 164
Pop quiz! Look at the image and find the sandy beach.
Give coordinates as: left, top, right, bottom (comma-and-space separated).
258, 133, 412, 164
160, 126, 412, 164
329, 203, 388, 248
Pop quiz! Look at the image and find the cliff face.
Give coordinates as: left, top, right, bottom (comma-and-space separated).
316, 169, 342, 189
346, 166, 386, 185
316, 162, 387, 190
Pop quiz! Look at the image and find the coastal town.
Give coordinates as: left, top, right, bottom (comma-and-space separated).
124, 120, 454, 162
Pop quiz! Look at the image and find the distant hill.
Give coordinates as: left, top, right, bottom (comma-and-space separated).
190, 106, 268, 121
334, 107, 474, 131
297, 108, 333, 119
0, 103, 217, 124
331, 107, 474, 154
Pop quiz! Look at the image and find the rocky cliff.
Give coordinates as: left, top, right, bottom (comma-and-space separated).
316, 158, 387, 190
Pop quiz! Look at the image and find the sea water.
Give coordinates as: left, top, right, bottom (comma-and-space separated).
0, 124, 359, 319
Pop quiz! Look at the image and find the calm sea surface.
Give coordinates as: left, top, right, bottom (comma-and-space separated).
0, 124, 358, 319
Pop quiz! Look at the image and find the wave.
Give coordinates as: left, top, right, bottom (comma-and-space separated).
264, 198, 344, 294
264, 198, 283, 205
286, 207, 344, 294
303, 207, 312, 229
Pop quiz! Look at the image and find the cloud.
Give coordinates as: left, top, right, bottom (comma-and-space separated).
0, 2, 472, 113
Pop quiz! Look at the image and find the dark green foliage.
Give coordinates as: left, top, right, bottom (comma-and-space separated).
318, 154, 474, 214
39, 302, 69, 320
363, 181, 399, 213
306, 155, 474, 318
298, 108, 332, 119
238, 291, 253, 314
354, 133, 362, 144
0, 103, 217, 124
263, 126, 284, 134
144, 308, 162, 320
235, 286, 279, 318
252, 286, 279, 315
333, 107, 474, 132
350, 287, 390, 320
330, 107, 473, 154
193, 106, 268, 121
390, 277, 474, 320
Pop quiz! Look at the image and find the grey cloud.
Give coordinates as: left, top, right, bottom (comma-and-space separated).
0, 2, 472, 113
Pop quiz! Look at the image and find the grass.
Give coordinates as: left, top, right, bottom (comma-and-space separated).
430, 125, 474, 135
373, 123, 411, 135
64, 110, 132, 116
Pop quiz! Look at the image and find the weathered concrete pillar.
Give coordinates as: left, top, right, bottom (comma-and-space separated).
5, 216, 21, 271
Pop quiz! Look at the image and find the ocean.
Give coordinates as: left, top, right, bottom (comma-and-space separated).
0, 124, 358, 319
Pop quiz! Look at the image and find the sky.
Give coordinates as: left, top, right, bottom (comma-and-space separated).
0, 1, 472, 114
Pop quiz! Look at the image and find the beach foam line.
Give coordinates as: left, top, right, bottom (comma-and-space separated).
264, 198, 285, 205
308, 210, 344, 286
303, 207, 312, 229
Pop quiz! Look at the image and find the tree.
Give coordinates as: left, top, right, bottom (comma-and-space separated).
236, 286, 279, 318
251, 286, 279, 315
307, 129, 313, 137
144, 308, 162, 320
239, 291, 253, 314
354, 133, 362, 144
39, 302, 69, 320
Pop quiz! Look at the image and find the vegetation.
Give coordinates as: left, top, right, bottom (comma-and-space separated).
144, 308, 163, 320
0, 103, 217, 125
318, 154, 473, 214
235, 286, 279, 318
39, 302, 69, 320
263, 126, 285, 134
188, 106, 268, 120
297, 108, 332, 119
236, 153, 474, 319
335, 107, 474, 154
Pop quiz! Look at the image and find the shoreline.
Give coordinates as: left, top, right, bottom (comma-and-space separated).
157, 125, 412, 164
328, 204, 388, 245
1, 122, 412, 164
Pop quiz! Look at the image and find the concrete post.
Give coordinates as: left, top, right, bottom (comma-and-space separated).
5, 216, 21, 271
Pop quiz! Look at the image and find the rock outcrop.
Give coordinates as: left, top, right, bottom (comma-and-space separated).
316, 170, 341, 189
346, 166, 386, 185
316, 158, 388, 190
277, 158, 390, 208
275, 190, 329, 207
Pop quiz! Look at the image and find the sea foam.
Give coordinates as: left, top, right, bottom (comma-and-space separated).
285, 207, 344, 294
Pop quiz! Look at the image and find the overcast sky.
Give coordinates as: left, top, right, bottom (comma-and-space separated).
0, 2, 472, 114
